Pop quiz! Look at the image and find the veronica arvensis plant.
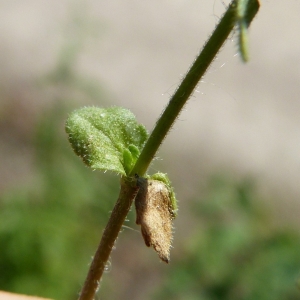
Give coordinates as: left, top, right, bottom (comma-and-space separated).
66, 1, 260, 299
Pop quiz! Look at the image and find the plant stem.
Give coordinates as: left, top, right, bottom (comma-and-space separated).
78, 1, 259, 299
78, 178, 139, 300
130, 0, 259, 177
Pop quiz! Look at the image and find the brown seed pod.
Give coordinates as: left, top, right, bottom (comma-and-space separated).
135, 178, 173, 263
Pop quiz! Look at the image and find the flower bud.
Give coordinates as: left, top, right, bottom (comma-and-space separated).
135, 178, 173, 263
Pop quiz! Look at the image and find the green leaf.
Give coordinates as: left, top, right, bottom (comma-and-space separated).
123, 144, 141, 175
65, 106, 148, 176
235, 0, 260, 62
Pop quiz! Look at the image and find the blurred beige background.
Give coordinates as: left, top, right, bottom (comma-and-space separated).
0, 0, 300, 226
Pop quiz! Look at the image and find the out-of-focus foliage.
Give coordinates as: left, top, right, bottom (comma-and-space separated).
153, 177, 300, 300
1, 8, 300, 298
1, 106, 300, 300
0, 15, 122, 298
0, 104, 119, 299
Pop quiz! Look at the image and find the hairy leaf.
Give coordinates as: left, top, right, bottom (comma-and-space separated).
65, 106, 148, 175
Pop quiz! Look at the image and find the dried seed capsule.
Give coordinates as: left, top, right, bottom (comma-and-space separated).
135, 178, 173, 263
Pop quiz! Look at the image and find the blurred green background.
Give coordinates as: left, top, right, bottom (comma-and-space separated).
1, 102, 300, 299
1, 1, 300, 299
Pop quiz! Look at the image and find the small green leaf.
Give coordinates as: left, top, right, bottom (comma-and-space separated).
238, 20, 249, 62
235, 0, 260, 62
122, 144, 141, 175
65, 106, 148, 176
